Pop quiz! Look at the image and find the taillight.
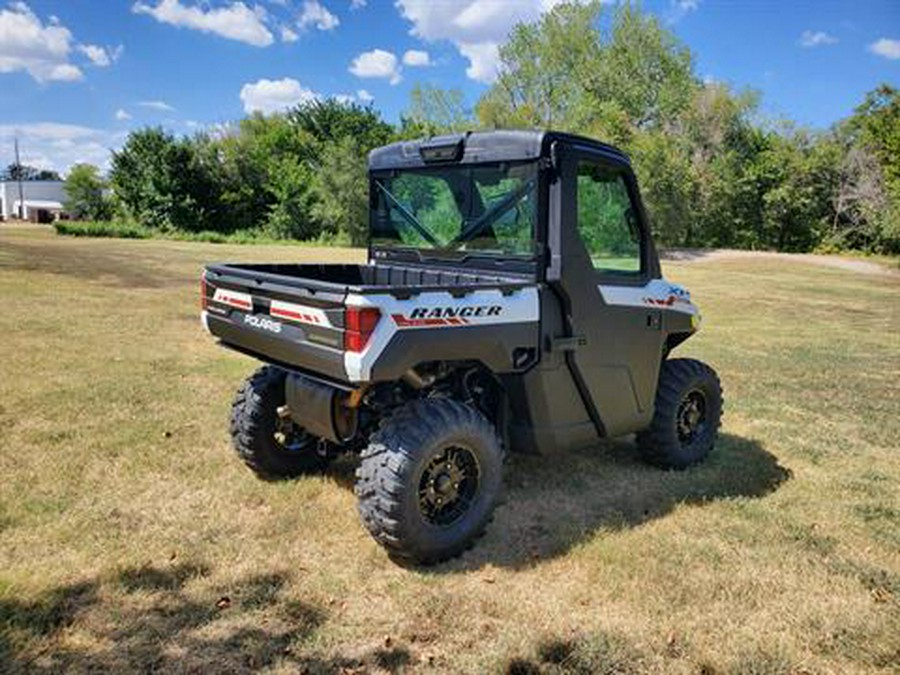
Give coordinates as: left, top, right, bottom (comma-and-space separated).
200, 272, 208, 311
344, 306, 380, 353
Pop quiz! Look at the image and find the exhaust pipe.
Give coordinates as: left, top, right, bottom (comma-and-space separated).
284, 373, 358, 443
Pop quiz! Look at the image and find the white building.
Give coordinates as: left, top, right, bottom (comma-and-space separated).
0, 180, 67, 222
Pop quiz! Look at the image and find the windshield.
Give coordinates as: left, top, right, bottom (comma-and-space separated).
371, 162, 537, 257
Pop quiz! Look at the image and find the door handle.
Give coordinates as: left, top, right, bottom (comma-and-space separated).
550, 335, 587, 352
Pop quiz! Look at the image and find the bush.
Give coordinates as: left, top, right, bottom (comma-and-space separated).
54, 221, 152, 239
52, 220, 362, 248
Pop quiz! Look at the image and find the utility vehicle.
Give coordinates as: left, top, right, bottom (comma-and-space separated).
201, 130, 722, 564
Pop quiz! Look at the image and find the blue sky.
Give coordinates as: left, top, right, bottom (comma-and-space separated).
0, 0, 897, 173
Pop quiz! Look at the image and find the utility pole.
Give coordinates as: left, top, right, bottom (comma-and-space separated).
14, 136, 25, 220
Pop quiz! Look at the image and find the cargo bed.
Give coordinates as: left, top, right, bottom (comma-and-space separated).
204, 262, 533, 297
201, 262, 539, 384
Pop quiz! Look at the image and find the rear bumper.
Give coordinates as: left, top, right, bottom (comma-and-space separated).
205, 311, 349, 382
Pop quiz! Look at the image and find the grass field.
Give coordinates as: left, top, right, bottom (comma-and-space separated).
1, 224, 898, 674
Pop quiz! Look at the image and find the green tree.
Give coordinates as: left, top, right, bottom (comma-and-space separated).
63, 163, 111, 220
1, 164, 60, 181
629, 130, 696, 246
826, 140, 891, 250
848, 85, 900, 199
476, 1, 603, 130
110, 127, 226, 232
404, 84, 471, 135
219, 114, 316, 236
837, 84, 900, 252
287, 99, 393, 156
111, 128, 199, 231
310, 136, 369, 246
593, 3, 695, 130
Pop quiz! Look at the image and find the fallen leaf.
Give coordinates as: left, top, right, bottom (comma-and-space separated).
871, 588, 892, 603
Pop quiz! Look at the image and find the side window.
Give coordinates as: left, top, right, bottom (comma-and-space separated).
576, 162, 642, 274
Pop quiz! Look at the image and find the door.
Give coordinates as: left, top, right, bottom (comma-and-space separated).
550, 146, 666, 437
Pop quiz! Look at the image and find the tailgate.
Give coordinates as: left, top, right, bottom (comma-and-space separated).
201, 265, 350, 382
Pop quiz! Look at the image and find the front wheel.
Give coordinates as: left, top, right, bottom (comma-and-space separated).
230, 365, 332, 480
637, 358, 723, 469
355, 398, 505, 564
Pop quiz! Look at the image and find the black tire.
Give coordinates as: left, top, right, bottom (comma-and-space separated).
355, 398, 505, 565
230, 365, 331, 480
637, 358, 722, 470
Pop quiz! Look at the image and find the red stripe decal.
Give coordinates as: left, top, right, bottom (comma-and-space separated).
391, 314, 471, 328
223, 297, 251, 309
271, 307, 322, 324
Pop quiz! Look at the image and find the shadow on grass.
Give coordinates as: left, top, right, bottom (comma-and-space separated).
424, 432, 792, 571
0, 238, 173, 289
0, 562, 409, 674
281, 432, 789, 572
503, 629, 816, 675
506, 630, 648, 675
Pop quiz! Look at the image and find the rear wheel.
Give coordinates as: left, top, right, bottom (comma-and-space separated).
230, 365, 331, 480
355, 398, 504, 564
637, 358, 722, 469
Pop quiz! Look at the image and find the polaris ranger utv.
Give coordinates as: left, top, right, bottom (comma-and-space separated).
202, 130, 722, 564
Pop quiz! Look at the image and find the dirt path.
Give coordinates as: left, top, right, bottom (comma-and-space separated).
661, 248, 898, 277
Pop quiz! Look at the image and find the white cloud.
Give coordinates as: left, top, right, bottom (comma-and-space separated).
457, 41, 499, 83
402, 48, 431, 66
666, 0, 699, 24
395, 0, 565, 84
78, 43, 123, 67
800, 30, 838, 48
139, 100, 176, 112
298, 0, 339, 30
280, 25, 299, 42
0, 2, 84, 82
240, 77, 319, 114
869, 37, 900, 60
334, 93, 355, 104
349, 48, 401, 84
45, 63, 82, 81
114, 108, 132, 121
0, 122, 122, 173
132, 0, 274, 47
350, 0, 366, 9
674, 0, 698, 11
357, 88, 373, 102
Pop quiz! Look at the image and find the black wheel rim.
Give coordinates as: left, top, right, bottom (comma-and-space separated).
274, 414, 312, 452
676, 389, 707, 446
418, 445, 480, 527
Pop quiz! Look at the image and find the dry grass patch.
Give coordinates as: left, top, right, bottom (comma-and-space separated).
1, 225, 898, 673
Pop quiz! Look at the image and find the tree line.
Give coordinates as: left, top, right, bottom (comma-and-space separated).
62, 1, 898, 253
1, 164, 60, 181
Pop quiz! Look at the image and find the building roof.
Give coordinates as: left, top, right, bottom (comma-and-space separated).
0, 180, 64, 186
15, 199, 64, 209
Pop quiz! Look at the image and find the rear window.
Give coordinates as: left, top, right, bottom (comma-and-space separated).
371, 162, 538, 257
